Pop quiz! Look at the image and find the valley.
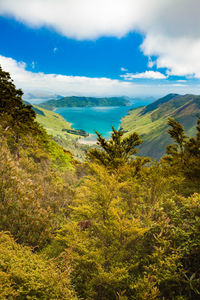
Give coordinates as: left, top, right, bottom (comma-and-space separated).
34, 93, 200, 160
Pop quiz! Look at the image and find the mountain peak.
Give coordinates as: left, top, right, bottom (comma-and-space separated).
141, 93, 180, 115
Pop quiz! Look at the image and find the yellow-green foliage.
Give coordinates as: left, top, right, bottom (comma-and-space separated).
54, 164, 148, 299
0, 232, 77, 299
1, 66, 200, 300
47, 162, 200, 300
0, 138, 76, 248
48, 140, 73, 171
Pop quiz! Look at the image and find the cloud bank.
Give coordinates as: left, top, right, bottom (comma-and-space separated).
1, 0, 200, 78
0, 55, 135, 99
1, 55, 199, 100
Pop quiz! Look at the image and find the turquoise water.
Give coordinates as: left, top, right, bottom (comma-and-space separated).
55, 101, 149, 139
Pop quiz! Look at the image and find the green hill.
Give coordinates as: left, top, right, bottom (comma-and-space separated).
33, 105, 91, 161
121, 94, 200, 158
23, 100, 92, 161
38, 96, 130, 110
34, 105, 81, 140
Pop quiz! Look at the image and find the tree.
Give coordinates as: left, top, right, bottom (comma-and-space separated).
53, 164, 149, 299
87, 127, 142, 168
0, 65, 36, 129
0, 65, 48, 158
163, 117, 200, 194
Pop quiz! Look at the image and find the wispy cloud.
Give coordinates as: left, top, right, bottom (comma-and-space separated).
176, 80, 187, 83
121, 71, 167, 80
148, 57, 155, 68
121, 67, 128, 72
0, 54, 135, 98
31, 61, 35, 69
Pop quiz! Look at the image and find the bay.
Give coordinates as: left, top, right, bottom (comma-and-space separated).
55, 101, 150, 140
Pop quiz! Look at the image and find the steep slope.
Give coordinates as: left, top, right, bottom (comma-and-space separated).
121, 94, 200, 158
38, 96, 130, 110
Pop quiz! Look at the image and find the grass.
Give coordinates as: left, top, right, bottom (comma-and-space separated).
34, 106, 81, 141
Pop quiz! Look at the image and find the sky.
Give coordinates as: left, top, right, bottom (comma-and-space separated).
0, 0, 200, 101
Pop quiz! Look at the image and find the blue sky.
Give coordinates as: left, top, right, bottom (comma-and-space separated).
0, 0, 200, 100
0, 16, 147, 78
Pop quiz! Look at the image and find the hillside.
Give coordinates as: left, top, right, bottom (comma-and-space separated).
23, 101, 92, 161
38, 96, 130, 110
34, 105, 81, 140
32, 105, 92, 161
121, 93, 200, 158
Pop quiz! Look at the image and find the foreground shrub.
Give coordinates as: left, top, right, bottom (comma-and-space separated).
0, 232, 77, 299
0, 139, 76, 248
47, 164, 200, 299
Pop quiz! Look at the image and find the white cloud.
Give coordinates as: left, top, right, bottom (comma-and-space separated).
0, 0, 138, 40
121, 71, 167, 80
177, 80, 187, 83
1, 0, 200, 77
31, 61, 35, 69
0, 54, 136, 98
1, 54, 200, 100
141, 35, 200, 78
121, 67, 128, 72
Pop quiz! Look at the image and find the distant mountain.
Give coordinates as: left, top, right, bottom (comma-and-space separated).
38, 96, 130, 110
23, 93, 63, 104
121, 94, 200, 159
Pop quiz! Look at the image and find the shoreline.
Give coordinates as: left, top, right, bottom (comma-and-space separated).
78, 133, 97, 145
78, 139, 97, 145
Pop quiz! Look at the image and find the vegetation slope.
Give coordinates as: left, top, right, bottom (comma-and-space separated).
1, 66, 200, 299
121, 93, 200, 158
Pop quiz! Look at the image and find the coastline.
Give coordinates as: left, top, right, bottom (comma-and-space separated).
78, 134, 97, 145
78, 139, 97, 145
